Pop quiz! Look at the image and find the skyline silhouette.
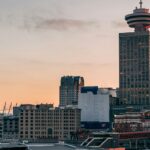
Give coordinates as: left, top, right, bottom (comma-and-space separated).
0, 0, 150, 107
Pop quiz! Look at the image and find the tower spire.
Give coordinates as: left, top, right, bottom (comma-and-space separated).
125, 0, 150, 31
139, 0, 143, 8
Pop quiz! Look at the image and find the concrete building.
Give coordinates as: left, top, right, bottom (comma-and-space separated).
78, 86, 115, 130
59, 76, 84, 106
119, 1, 150, 107
3, 116, 19, 139
14, 104, 81, 140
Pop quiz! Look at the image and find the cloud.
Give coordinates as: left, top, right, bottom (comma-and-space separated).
21, 16, 99, 31
0, 3, 100, 32
112, 20, 127, 28
0, 14, 100, 31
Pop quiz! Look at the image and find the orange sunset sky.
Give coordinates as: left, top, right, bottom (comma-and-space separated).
0, 0, 150, 110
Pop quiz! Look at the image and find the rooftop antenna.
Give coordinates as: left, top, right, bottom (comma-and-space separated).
139, 0, 143, 8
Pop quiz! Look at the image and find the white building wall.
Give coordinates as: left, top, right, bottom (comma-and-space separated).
78, 89, 110, 122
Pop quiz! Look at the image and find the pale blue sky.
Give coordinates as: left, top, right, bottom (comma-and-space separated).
0, 0, 150, 107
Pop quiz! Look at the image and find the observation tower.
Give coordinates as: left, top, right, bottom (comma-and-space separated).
125, 0, 150, 31
119, 0, 150, 107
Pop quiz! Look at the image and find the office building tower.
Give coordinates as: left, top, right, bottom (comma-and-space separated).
59, 76, 84, 106
119, 0, 150, 106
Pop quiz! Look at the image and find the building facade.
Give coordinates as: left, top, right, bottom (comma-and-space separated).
3, 116, 19, 139
78, 86, 114, 130
59, 76, 84, 106
114, 110, 150, 132
14, 104, 81, 140
119, 2, 150, 106
0, 114, 3, 139
114, 112, 143, 132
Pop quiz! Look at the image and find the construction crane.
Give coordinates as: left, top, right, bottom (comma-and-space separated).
8, 102, 12, 115
2, 102, 6, 115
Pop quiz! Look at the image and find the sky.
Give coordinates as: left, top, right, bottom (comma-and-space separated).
0, 0, 150, 109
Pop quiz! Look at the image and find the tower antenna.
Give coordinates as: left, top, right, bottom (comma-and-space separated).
139, 0, 143, 9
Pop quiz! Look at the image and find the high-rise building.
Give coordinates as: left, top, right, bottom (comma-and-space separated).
59, 76, 84, 106
119, 0, 150, 107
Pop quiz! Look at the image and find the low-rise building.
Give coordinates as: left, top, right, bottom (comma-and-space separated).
114, 112, 143, 132
78, 86, 115, 130
13, 104, 81, 140
114, 110, 150, 132
141, 110, 150, 131
3, 116, 19, 139
0, 114, 3, 139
